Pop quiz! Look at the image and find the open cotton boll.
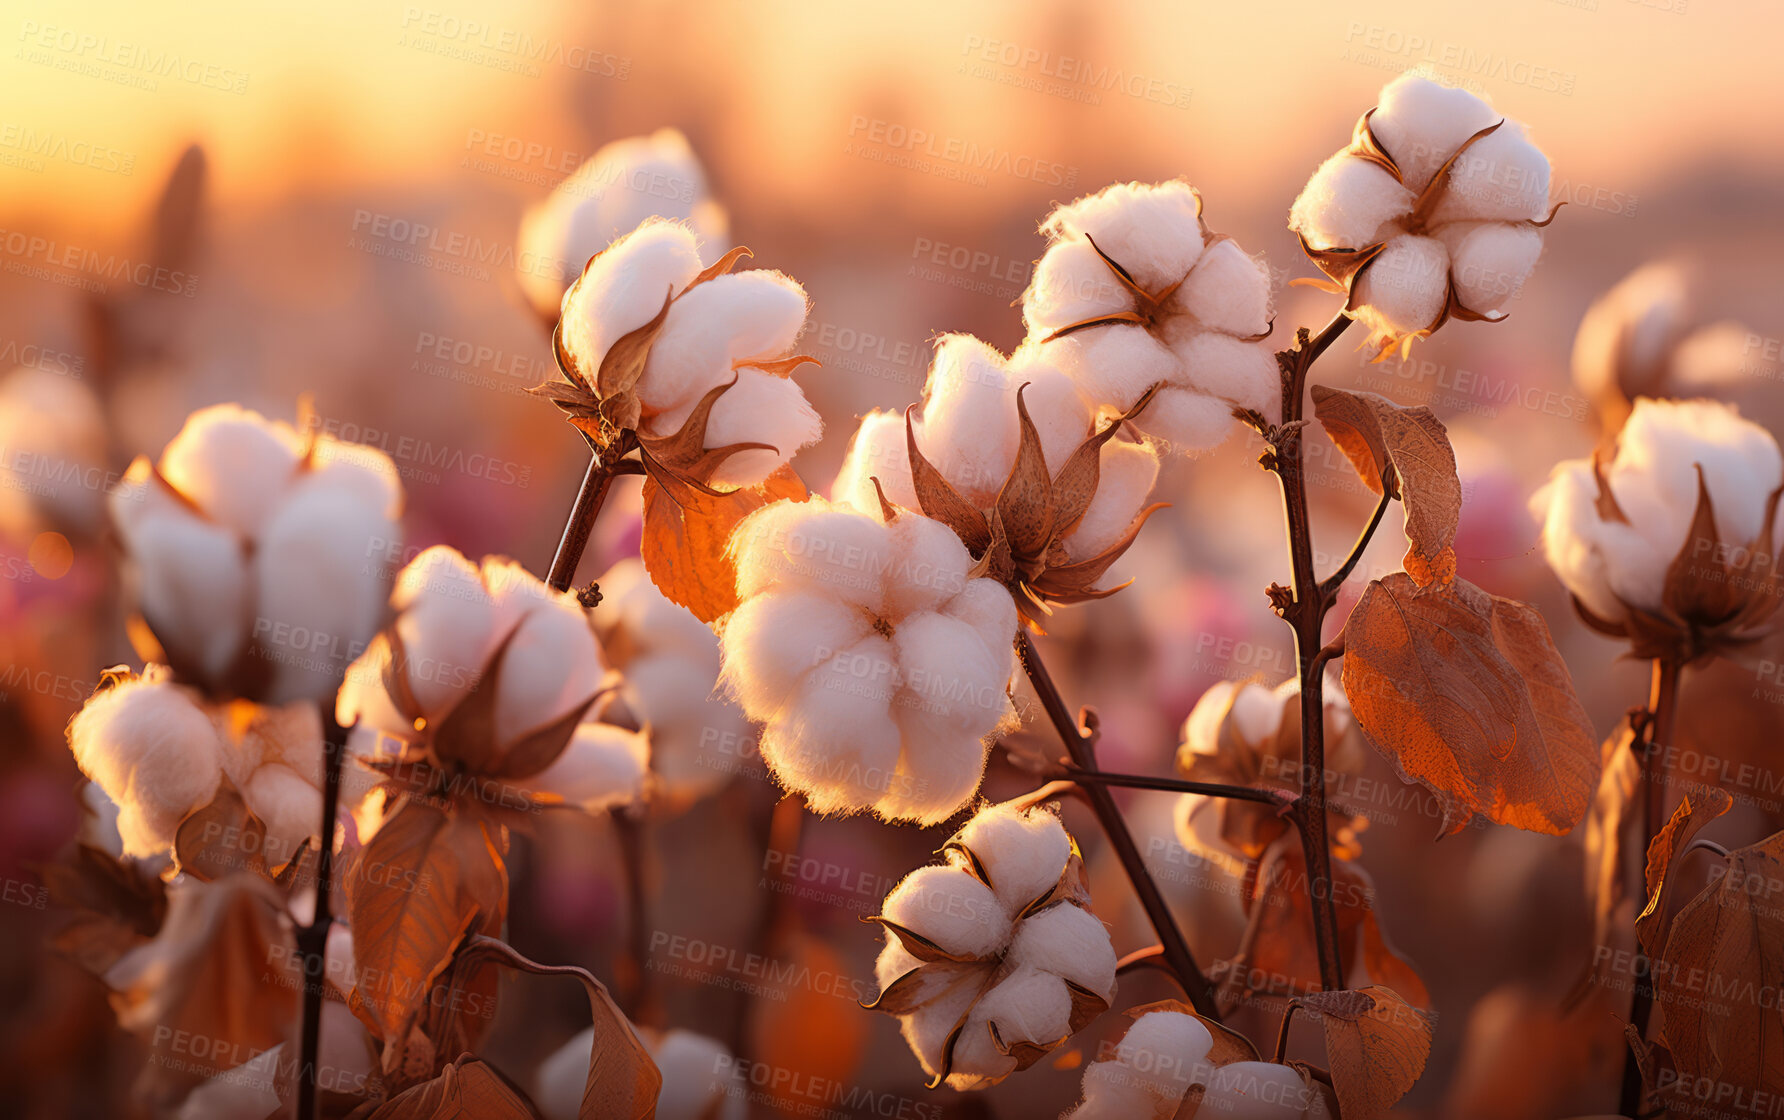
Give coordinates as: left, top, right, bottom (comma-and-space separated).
592, 557, 718, 665
525, 723, 649, 811
1070, 1059, 1167, 1119
763, 637, 903, 814
1440, 222, 1542, 315
1202, 1061, 1315, 1119
68, 675, 226, 858
1429, 123, 1550, 225
1046, 319, 1181, 414
884, 514, 974, 618
128, 508, 251, 683
922, 334, 1026, 500
1007, 904, 1118, 995
1022, 238, 1134, 336
1165, 326, 1278, 415
1288, 153, 1415, 251
732, 499, 893, 612
1177, 239, 1275, 337
720, 589, 872, 717
1369, 73, 1501, 193
894, 612, 1009, 737
156, 404, 302, 538
1182, 679, 1238, 757
560, 220, 704, 375
939, 581, 1018, 674
1115, 1011, 1215, 1100
875, 741, 992, 826
1617, 398, 1782, 545
1352, 235, 1450, 339
1062, 441, 1159, 562
1530, 463, 1639, 621
80, 782, 125, 858
831, 410, 918, 514
950, 802, 1072, 913
896, 970, 984, 1082
1570, 263, 1690, 403
1042, 180, 1206, 290
392, 546, 498, 720
1230, 681, 1289, 747
482, 573, 606, 748
949, 966, 1072, 1083
241, 763, 321, 868
638, 269, 809, 415
1138, 386, 1244, 455
691, 369, 822, 488
881, 863, 1011, 957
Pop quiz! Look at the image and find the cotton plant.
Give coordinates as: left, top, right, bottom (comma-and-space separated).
864, 801, 1117, 1088
1289, 72, 1555, 358
517, 128, 729, 321
534, 1026, 746, 1120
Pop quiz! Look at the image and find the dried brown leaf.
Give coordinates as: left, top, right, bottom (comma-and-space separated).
1297, 986, 1432, 1120
42, 842, 167, 977
641, 461, 810, 624
356, 1055, 540, 1119
1635, 785, 1732, 961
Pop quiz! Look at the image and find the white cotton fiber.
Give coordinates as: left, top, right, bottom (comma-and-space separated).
1138, 386, 1244, 456
650, 1030, 747, 1120
764, 635, 901, 814
306, 439, 404, 521
126, 507, 250, 683
894, 612, 1008, 737
392, 546, 498, 721
1230, 681, 1288, 749
1042, 181, 1206, 291
242, 762, 321, 869
719, 589, 871, 718
1181, 680, 1237, 759
691, 369, 822, 488
560, 220, 703, 379
533, 1026, 596, 1120
881, 862, 1011, 958
638, 269, 808, 415
593, 557, 717, 665
831, 410, 919, 515
949, 966, 1069, 1081
1352, 235, 1450, 339
1010, 353, 1096, 474
1570, 263, 1690, 402
921, 334, 1024, 501
1062, 441, 1158, 562
1530, 461, 1650, 621
1440, 222, 1542, 315
526, 722, 649, 811
897, 970, 982, 1082
483, 563, 606, 746
1071, 1060, 1165, 1119
1047, 322, 1181, 415
157, 404, 302, 537
874, 740, 991, 826
884, 514, 974, 618
1202, 1061, 1313, 1119
1116, 1011, 1215, 1100
1023, 238, 1135, 337
1288, 153, 1414, 251
939, 580, 1017, 675
68, 676, 225, 857
1369, 74, 1501, 194
1429, 122, 1550, 225
732, 501, 893, 612
1008, 903, 1117, 996
1177, 239, 1275, 338
950, 801, 1071, 913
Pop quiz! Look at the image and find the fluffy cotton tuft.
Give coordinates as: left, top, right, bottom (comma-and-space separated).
525, 723, 650, 811
949, 800, 1073, 912
68, 671, 225, 857
1288, 154, 1415, 252
1202, 1061, 1317, 1119
535, 1026, 746, 1120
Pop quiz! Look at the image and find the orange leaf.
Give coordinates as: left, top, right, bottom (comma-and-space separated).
1567, 720, 1644, 1006
357, 1055, 539, 1119
640, 462, 809, 624
1635, 785, 1732, 961
1341, 574, 1600, 836
1296, 986, 1432, 1120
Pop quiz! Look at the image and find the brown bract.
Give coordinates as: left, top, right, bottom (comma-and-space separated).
862, 833, 1108, 1088
1573, 462, 1784, 664
900, 384, 1167, 630
1296, 110, 1562, 362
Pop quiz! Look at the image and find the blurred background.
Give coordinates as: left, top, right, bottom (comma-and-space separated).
2, 0, 1781, 1116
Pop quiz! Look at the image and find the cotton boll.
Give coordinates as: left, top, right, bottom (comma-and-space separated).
1137, 386, 1242, 455
894, 612, 1007, 737
241, 763, 321, 869
881, 863, 1010, 957
123, 505, 250, 684
1010, 356, 1096, 474
950, 802, 1072, 914
763, 636, 902, 815
1613, 398, 1783, 561
939, 580, 1018, 674
1072, 1060, 1168, 1119
306, 440, 404, 522
1288, 153, 1415, 251
691, 369, 822, 488
1062, 441, 1159, 562
896, 968, 983, 1082
534, 1025, 596, 1120
560, 220, 704, 379
1202, 1061, 1315, 1118
884, 514, 974, 618
873, 742, 990, 826
1045, 320, 1181, 414
1022, 239, 1134, 336
593, 558, 718, 666
1530, 461, 1653, 621
648, 1031, 748, 1120
1669, 321, 1760, 392
1429, 123, 1550, 225
949, 966, 1071, 1083
831, 410, 918, 515
526, 723, 649, 811
732, 501, 893, 612
1177, 239, 1275, 338
1353, 235, 1450, 339
1115, 1011, 1215, 1100
1168, 330, 1279, 418
1007, 903, 1117, 996
1181, 680, 1238, 758
638, 269, 809, 415
157, 404, 302, 537
720, 589, 872, 718
623, 654, 746, 797
254, 472, 398, 704
80, 782, 124, 858
1042, 181, 1205, 290
1570, 264, 1691, 403
391, 546, 498, 720
1230, 682, 1287, 748
921, 335, 1025, 501
1440, 222, 1542, 315
68, 676, 225, 858
1370, 74, 1501, 194
482, 570, 606, 747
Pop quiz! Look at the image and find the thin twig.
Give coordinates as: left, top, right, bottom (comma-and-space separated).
1017, 630, 1221, 1020
1273, 1001, 1303, 1064
1061, 767, 1291, 807
1620, 656, 1683, 1117
1319, 487, 1391, 596
296, 701, 348, 1120
547, 452, 622, 593
612, 810, 658, 1027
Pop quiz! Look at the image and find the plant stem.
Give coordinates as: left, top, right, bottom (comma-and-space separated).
1017, 630, 1221, 1019
547, 451, 619, 593
296, 701, 347, 1120
1062, 768, 1289, 806
1268, 309, 1357, 994
1619, 657, 1682, 1117
1273, 1002, 1303, 1064
612, 811, 658, 1027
